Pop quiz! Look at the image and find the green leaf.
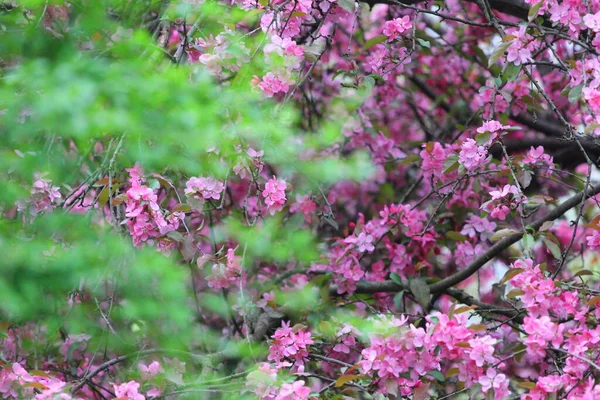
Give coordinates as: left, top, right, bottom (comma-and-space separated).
575, 269, 594, 278
409, 278, 431, 310
475, 131, 491, 145
443, 154, 460, 174
528, 1, 543, 22
390, 272, 404, 286
417, 38, 431, 48
542, 237, 561, 259
501, 268, 525, 284
427, 370, 446, 382
568, 84, 583, 104
337, 0, 355, 11
502, 63, 521, 83
490, 228, 520, 241
446, 231, 467, 242
364, 35, 387, 50
523, 233, 534, 250
393, 291, 405, 310
488, 41, 512, 68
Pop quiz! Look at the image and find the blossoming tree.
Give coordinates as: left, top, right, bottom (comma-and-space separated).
2, 0, 600, 399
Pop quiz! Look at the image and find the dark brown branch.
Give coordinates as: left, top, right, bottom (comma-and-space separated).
363, 0, 531, 21
430, 182, 600, 292
331, 183, 600, 298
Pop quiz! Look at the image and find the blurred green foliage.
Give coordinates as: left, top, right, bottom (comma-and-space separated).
0, 0, 373, 377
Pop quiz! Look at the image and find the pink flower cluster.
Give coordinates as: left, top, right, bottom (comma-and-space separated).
505, 25, 534, 65
113, 381, 145, 400
268, 321, 313, 370
185, 176, 225, 204
255, 73, 291, 98
358, 315, 508, 398
476, 120, 512, 143
460, 214, 496, 239
382, 16, 412, 41
125, 167, 183, 247
262, 176, 287, 215
459, 138, 488, 171
482, 184, 524, 220
0, 363, 72, 400
206, 248, 242, 290
18, 174, 62, 216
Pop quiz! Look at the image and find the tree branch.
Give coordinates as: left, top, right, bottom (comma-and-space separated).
363, 0, 531, 21
330, 183, 600, 298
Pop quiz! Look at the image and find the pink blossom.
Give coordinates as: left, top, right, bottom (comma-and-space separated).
258, 73, 290, 97
112, 381, 145, 400
460, 215, 496, 239
276, 380, 311, 400
262, 176, 287, 215
345, 231, 375, 253
185, 176, 225, 201
478, 368, 509, 399
383, 16, 412, 41
467, 335, 497, 367
138, 361, 162, 379
583, 12, 600, 32
268, 321, 313, 369
459, 138, 488, 171
206, 248, 242, 290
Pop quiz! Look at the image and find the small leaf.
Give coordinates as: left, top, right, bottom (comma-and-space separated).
587, 296, 600, 307
98, 187, 109, 207
173, 203, 191, 213
518, 381, 537, 390
490, 228, 520, 241
446, 231, 467, 242
503, 63, 521, 82
409, 278, 431, 310
290, 11, 307, 17
335, 374, 361, 387
568, 84, 583, 104
522, 233, 534, 250
476, 131, 491, 145
426, 370, 445, 382
574, 269, 594, 278
517, 170, 532, 189
393, 291, 405, 310
337, 0, 355, 11
454, 341, 471, 348
446, 367, 460, 377
528, 1, 543, 22
469, 324, 488, 331
488, 41, 512, 68
443, 154, 460, 174
454, 305, 477, 314
506, 288, 525, 298
166, 231, 185, 242
390, 272, 403, 286
111, 194, 127, 206
501, 268, 525, 284
24, 382, 49, 390
181, 234, 197, 262
542, 237, 561, 259
364, 35, 387, 50
539, 221, 553, 232
417, 38, 431, 48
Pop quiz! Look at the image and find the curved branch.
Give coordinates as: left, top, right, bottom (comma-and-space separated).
363, 0, 531, 21
71, 349, 216, 394
430, 182, 600, 292
332, 183, 600, 298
